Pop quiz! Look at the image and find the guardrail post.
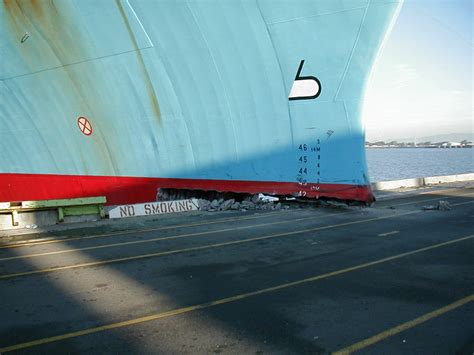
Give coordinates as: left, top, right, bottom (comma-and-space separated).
99, 206, 105, 219
11, 210, 19, 226
58, 207, 64, 222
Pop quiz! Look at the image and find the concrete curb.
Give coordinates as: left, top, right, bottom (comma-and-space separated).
372, 173, 474, 191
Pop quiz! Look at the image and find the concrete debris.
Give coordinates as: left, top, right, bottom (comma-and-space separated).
437, 200, 451, 211
156, 189, 169, 200
258, 193, 279, 203
210, 200, 220, 209
422, 201, 451, 211
219, 199, 235, 211
198, 199, 211, 211
198, 196, 286, 212
241, 201, 256, 209
190, 191, 361, 213
250, 194, 260, 204
321, 200, 349, 208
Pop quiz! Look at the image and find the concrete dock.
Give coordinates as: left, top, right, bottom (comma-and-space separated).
0, 182, 473, 354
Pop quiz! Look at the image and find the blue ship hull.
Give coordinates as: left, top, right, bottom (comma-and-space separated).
0, 0, 402, 204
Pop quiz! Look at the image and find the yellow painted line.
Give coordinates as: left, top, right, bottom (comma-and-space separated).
445, 200, 474, 207
419, 187, 469, 195
408, 187, 470, 196
1, 200, 473, 280
1, 234, 472, 353
333, 294, 474, 355
377, 187, 472, 201
0, 210, 292, 249
0, 212, 342, 261
379, 191, 474, 208
378, 231, 400, 237
0, 188, 470, 249
1, 189, 471, 250
0, 209, 419, 279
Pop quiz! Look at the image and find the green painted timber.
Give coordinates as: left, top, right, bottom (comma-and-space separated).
63, 205, 105, 217
20, 197, 106, 209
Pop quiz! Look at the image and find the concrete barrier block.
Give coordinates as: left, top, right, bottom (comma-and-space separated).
372, 173, 474, 191
372, 178, 424, 191
424, 173, 474, 185
0, 210, 58, 230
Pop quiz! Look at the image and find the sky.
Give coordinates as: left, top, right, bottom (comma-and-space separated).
363, 0, 473, 142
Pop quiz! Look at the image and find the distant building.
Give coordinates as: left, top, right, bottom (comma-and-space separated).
365, 140, 472, 149
440, 142, 462, 148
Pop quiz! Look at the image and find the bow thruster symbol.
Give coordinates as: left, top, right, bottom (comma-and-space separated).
288, 60, 322, 101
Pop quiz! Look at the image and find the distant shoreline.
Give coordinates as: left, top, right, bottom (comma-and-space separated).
366, 146, 473, 149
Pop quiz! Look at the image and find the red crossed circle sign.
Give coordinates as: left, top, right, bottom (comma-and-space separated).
77, 116, 93, 136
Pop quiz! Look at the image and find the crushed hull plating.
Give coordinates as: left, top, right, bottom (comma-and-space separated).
0, 0, 402, 205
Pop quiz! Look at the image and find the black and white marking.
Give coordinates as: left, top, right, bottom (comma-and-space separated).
289, 60, 321, 101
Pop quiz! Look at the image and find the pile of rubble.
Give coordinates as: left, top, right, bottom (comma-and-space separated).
156, 188, 358, 213
422, 200, 451, 211
198, 193, 289, 212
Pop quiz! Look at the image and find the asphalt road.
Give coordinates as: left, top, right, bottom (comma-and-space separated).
0, 185, 473, 354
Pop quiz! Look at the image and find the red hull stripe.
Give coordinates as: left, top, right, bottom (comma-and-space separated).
0, 173, 374, 205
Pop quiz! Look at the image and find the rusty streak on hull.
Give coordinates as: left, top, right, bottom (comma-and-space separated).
115, 0, 161, 121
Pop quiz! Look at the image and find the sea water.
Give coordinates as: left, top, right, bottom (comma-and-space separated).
366, 148, 474, 182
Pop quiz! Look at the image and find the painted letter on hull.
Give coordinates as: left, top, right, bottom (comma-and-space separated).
0, 0, 403, 204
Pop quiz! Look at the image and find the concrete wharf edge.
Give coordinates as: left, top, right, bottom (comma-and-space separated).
371, 173, 474, 191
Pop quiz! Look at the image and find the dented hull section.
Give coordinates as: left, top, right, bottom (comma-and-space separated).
0, 0, 403, 204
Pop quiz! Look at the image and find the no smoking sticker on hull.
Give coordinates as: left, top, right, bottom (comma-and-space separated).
77, 116, 93, 136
